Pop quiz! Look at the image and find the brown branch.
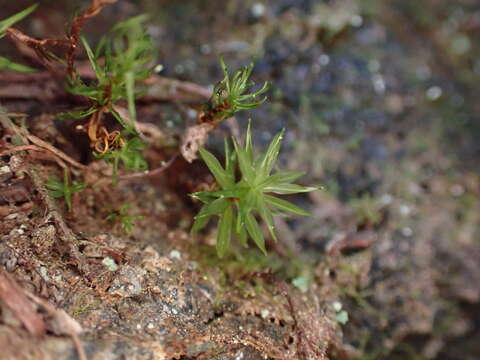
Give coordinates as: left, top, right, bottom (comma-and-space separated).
25, 134, 87, 170
0, 144, 42, 155
4, 0, 117, 79
66, 0, 118, 78
0, 144, 68, 169
5, 28, 69, 74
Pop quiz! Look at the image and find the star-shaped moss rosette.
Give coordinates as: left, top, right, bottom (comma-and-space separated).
191, 122, 318, 257
209, 58, 269, 122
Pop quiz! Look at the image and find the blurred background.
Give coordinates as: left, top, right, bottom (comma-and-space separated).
1, 1, 479, 359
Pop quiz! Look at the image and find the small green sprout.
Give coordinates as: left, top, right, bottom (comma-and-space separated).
0, 4, 38, 72
94, 135, 148, 185
68, 14, 154, 114
207, 59, 269, 122
106, 203, 143, 235
191, 122, 318, 257
63, 15, 154, 183
46, 169, 85, 211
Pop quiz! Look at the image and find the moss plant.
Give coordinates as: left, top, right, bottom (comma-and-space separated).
106, 203, 143, 235
46, 169, 85, 211
191, 121, 318, 257
2, 6, 319, 262
65, 15, 154, 184
201, 59, 269, 123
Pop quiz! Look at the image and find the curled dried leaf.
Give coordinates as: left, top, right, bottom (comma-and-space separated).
181, 122, 215, 162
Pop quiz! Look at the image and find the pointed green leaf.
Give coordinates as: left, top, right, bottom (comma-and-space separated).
233, 138, 255, 185
256, 196, 277, 241
264, 183, 318, 194
245, 119, 254, 162
258, 129, 285, 180
245, 213, 267, 255
46, 180, 63, 191
199, 147, 232, 188
251, 80, 269, 97
224, 138, 236, 177
191, 191, 216, 204
260, 171, 305, 188
235, 190, 255, 233
216, 206, 233, 258
0, 4, 38, 37
206, 188, 247, 199
191, 214, 211, 233
72, 183, 86, 192
270, 208, 290, 217
195, 198, 229, 219
0, 57, 36, 72
264, 195, 311, 216
49, 190, 65, 198
81, 36, 103, 81
236, 226, 248, 248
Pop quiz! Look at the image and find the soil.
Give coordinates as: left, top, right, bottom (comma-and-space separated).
0, 1, 479, 360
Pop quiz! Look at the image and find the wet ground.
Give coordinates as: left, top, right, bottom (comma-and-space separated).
0, 1, 479, 359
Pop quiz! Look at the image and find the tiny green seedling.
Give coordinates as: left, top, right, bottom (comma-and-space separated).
94, 135, 148, 185
191, 122, 318, 257
106, 203, 143, 235
181, 59, 270, 163
67, 14, 154, 113
46, 169, 85, 211
64, 15, 154, 184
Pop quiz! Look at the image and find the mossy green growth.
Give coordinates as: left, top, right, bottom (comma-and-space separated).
93, 135, 148, 186
67, 14, 154, 118
207, 58, 269, 122
191, 121, 318, 257
46, 169, 85, 211
63, 15, 154, 184
106, 203, 143, 235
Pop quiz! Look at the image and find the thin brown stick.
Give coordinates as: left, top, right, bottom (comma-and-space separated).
0, 144, 42, 155
0, 144, 68, 169
25, 134, 87, 170
5, 28, 70, 69
5, 0, 117, 79
67, 0, 118, 78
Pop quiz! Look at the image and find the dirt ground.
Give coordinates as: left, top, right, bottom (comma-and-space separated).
0, 1, 479, 359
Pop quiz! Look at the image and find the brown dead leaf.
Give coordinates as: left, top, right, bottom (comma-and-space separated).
181, 123, 215, 163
